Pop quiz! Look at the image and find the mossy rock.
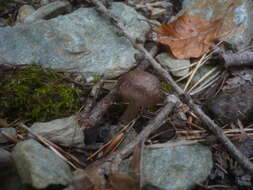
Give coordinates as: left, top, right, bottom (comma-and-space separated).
0, 65, 88, 124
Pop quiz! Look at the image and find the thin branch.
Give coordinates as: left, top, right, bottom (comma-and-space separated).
79, 88, 118, 128
222, 50, 253, 68
89, 0, 253, 175
0, 129, 18, 144
77, 78, 106, 127
189, 70, 221, 96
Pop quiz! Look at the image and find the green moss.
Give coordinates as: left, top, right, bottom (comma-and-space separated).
0, 65, 87, 124
161, 82, 172, 93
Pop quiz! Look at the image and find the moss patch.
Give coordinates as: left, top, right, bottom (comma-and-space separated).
0, 65, 87, 124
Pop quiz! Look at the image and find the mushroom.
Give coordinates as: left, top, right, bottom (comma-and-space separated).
118, 70, 162, 124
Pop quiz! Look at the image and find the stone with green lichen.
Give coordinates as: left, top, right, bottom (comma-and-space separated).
0, 65, 86, 124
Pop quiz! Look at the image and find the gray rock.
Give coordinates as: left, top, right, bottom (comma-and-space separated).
0, 148, 12, 169
156, 52, 190, 77
182, 0, 253, 49
0, 148, 27, 190
0, 128, 16, 143
16, 5, 35, 24
12, 139, 72, 189
120, 140, 213, 190
31, 115, 84, 148
0, 2, 150, 79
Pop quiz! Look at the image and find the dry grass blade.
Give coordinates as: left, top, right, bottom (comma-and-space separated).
189, 71, 221, 96
170, 61, 198, 72
176, 70, 194, 82
184, 54, 207, 91
86, 120, 136, 161
102, 132, 125, 156
187, 66, 220, 93
182, 41, 223, 91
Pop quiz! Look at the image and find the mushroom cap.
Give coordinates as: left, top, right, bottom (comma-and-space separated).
118, 70, 161, 107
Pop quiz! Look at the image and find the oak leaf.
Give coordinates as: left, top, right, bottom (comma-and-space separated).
155, 13, 222, 59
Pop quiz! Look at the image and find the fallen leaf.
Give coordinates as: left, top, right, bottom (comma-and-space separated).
108, 172, 139, 190
155, 13, 222, 59
71, 168, 106, 190
71, 169, 139, 190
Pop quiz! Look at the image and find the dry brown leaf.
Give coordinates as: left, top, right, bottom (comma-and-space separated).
107, 172, 139, 190
71, 169, 139, 190
72, 168, 107, 190
155, 13, 222, 59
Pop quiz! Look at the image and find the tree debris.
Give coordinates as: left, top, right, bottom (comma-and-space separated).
89, 0, 253, 175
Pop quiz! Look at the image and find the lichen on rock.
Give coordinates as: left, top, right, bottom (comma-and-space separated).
0, 64, 87, 124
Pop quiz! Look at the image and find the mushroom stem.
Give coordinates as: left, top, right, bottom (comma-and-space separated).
120, 102, 139, 125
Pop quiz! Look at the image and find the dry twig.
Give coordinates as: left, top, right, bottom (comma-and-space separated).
77, 78, 107, 128
0, 129, 18, 144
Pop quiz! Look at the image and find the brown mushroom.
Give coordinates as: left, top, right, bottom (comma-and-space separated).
118, 70, 162, 124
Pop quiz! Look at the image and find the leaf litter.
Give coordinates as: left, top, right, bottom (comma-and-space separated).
3, 0, 253, 190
